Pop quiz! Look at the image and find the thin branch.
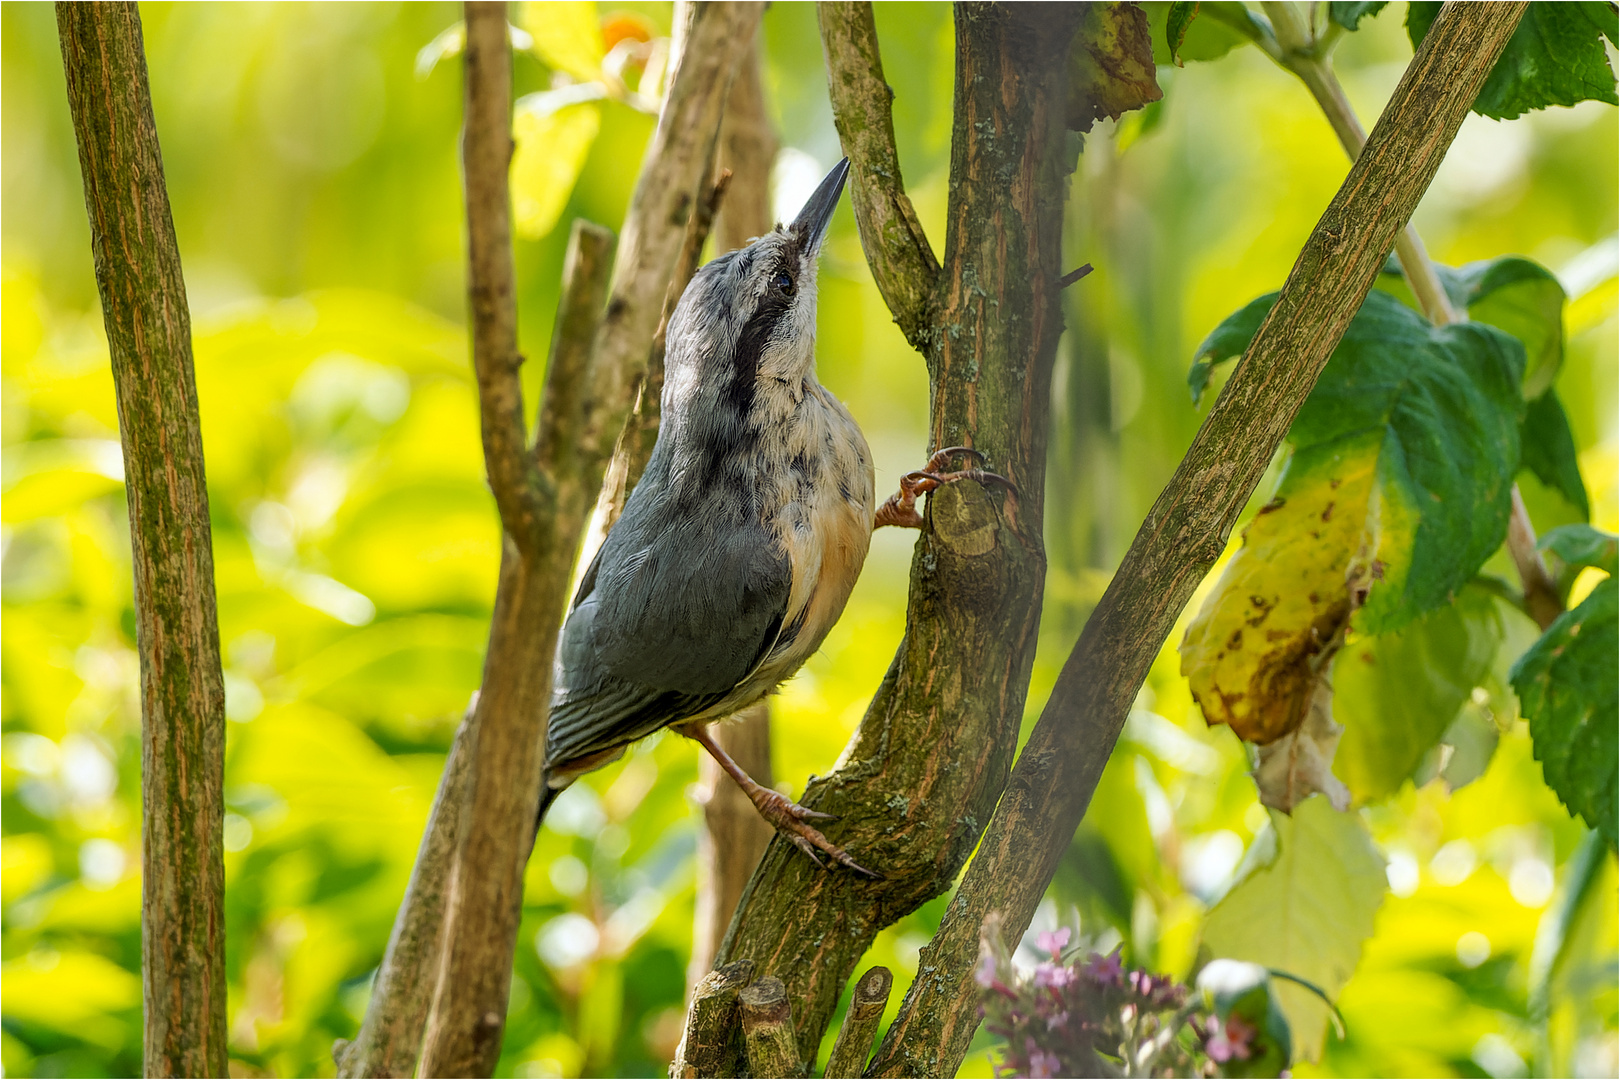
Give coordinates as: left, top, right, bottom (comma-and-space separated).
869, 4, 1529, 1075
336, 715, 473, 1078
1509, 486, 1566, 629
55, 5, 229, 1075
411, 5, 761, 1073
818, 1, 943, 351
462, 1, 543, 553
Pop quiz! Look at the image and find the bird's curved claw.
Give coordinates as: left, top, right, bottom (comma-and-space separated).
875, 447, 1018, 530
753, 788, 881, 879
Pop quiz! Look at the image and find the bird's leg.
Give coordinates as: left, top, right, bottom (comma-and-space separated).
677, 721, 881, 879
874, 446, 1016, 529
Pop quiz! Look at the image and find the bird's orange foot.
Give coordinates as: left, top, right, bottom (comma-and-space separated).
874, 446, 1016, 529
749, 787, 881, 879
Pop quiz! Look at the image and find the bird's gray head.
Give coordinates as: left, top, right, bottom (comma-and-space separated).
662, 158, 849, 432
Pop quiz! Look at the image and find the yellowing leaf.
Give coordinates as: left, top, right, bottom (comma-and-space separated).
1202, 797, 1386, 1062
1180, 430, 1401, 745
512, 96, 602, 239
520, 1, 606, 83
1068, 2, 1163, 132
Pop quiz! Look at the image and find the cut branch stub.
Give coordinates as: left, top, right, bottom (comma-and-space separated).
674, 959, 756, 1079
740, 977, 802, 1079
823, 966, 893, 1079
55, 3, 229, 1075
867, 3, 1530, 1075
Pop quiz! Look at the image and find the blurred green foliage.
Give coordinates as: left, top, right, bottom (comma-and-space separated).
2, 3, 1615, 1078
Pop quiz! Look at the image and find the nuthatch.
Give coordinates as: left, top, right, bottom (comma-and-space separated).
540, 159, 1005, 876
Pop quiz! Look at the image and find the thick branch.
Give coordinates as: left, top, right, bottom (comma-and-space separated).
336, 717, 473, 1078
56, 5, 228, 1076
818, 1, 943, 351
714, 2, 1076, 1062
740, 978, 801, 1079
869, 5, 1529, 1074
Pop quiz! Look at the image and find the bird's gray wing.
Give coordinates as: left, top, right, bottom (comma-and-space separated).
547, 493, 791, 771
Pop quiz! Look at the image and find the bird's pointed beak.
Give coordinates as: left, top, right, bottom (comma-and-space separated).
790, 157, 850, 250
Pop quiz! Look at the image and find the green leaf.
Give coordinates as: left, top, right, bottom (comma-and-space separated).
1183, 291, 1526, 747
1510, 577, 1619, 848
511, 92, 604, 240
1329, 2, 1387, 31
1540, 524, 1618, 576
1285, 292, 1525, 631
1146, 1, 1261, 67
1166, 1, 1198, 64
1521, 389, 1590, 519
1188, 291, 1276, 403
1408, 2, 1620, 120
1069, 2, 1164, 132
1332, 586, 1504, 803
1446, 257, 1567, 398
1201, 797, 1386, 1061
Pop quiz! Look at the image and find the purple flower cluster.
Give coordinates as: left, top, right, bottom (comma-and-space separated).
976, 915, 1268, 1079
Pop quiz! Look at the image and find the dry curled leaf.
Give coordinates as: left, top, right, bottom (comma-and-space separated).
1068, 2, 1163, 132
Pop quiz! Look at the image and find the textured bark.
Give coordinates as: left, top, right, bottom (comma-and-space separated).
336, 716, 473, 1077
55, 5, 228, 1076
740, 978, 801, 1078
674, 960, 756, 1079
406, 4, 759, 1074
710, 2, 1076, 1063
867, 4, 1528, 1074
690, 31, 781, 988
823, 966, 892, 1078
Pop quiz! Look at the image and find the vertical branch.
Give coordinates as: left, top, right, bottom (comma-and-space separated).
712, 1, 1075, 1059
690, 28, 781, 987
407, 4, 761, 1075
868, 6, 1528, 1074
55, 5, 229, 1076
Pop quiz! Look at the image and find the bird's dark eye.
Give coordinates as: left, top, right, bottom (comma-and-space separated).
772, 270, 794, 294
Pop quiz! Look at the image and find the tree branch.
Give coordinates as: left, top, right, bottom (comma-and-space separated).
712, 2, 1077, 1063
823, 966, 892, 1078
336, 715, 473, 1078
674, 960, 755, 1079
868, 5, 1529, 1074
55, 5, 229, 1075
410, 5, 760, 1073
818, 1, 943, 351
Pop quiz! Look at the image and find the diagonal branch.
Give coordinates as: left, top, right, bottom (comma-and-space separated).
868, 4, 1529, 1074
818, 1, 942, 351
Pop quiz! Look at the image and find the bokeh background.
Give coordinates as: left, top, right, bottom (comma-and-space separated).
2, 2, 1615, 1077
